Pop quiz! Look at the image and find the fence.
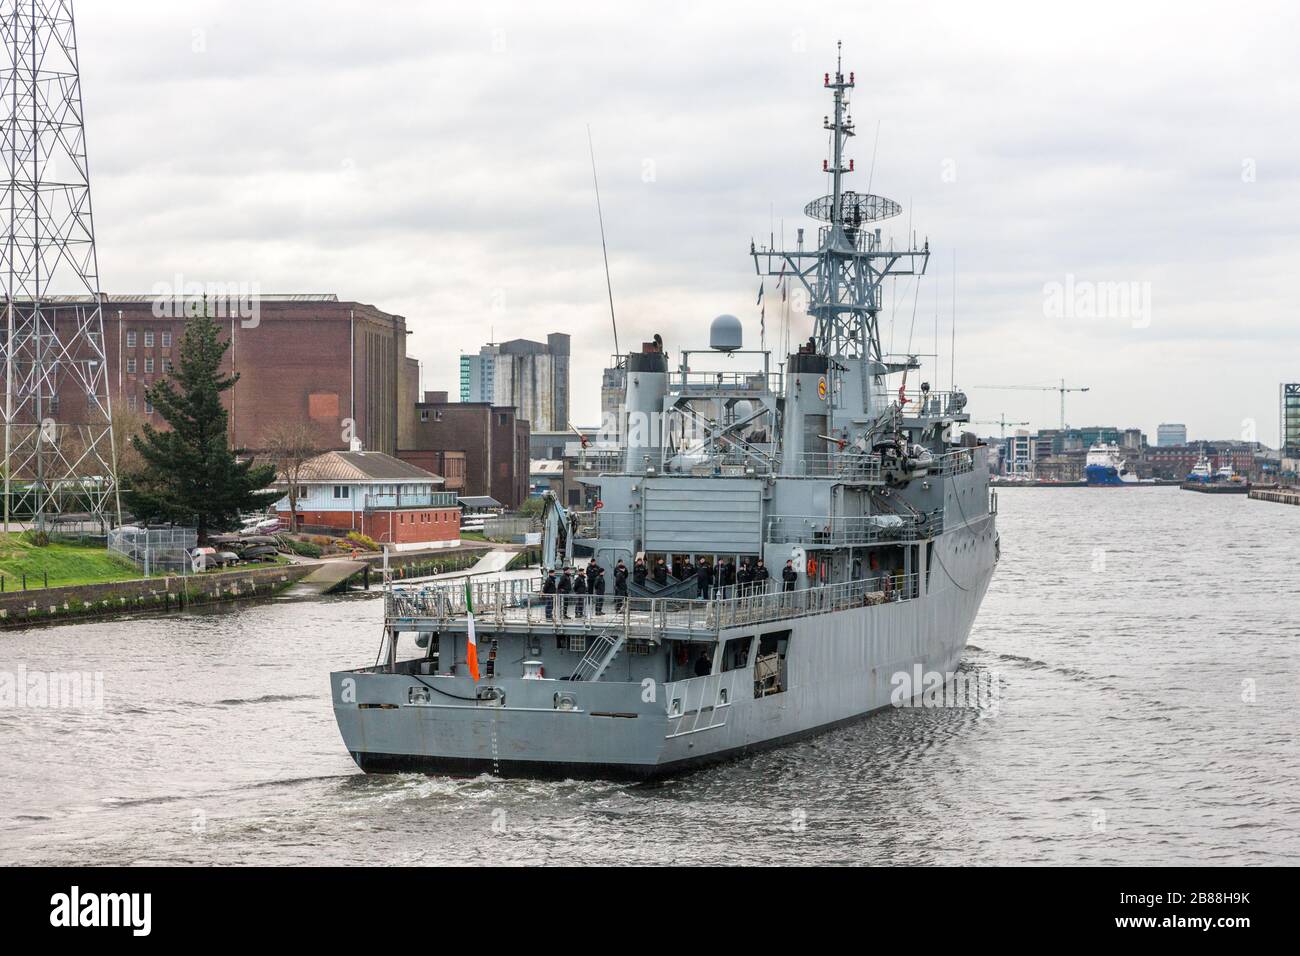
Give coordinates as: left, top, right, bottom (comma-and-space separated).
107, 526, 197, 574
482, 515, 538, 539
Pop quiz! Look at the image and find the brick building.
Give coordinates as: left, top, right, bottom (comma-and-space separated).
51, 294, 419, 455
273, 450, 459, 549
1146, 441, 1258, 479
401, 392, 529, 509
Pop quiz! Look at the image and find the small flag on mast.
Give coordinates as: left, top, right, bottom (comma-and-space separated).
464, 580, 479, 681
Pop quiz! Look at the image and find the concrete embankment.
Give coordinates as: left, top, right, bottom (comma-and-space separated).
1180, 481, 1250, 494
0, 564, 313, 629
298, 560, 369, 594
1248, 486, 1300, 506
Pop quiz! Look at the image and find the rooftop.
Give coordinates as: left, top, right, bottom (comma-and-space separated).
27, 293, 340, 304
292, 451, 442, 484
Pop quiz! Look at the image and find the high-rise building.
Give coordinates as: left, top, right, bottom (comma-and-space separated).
600, 365, 627, 443
460, 334, 570, 432
1005, 430, 1035, 476
1280, 385, 1300, 461
1157, 423, 1187, 447
459, 352, 494, 404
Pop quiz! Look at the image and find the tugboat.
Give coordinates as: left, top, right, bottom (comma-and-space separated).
329, 49, 1000, 778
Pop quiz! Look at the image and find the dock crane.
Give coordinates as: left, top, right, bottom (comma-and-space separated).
972, 414, 1030, 440
969, 379, 1090, 430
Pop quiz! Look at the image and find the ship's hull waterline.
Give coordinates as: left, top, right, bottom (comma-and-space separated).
332, 527, 997, 780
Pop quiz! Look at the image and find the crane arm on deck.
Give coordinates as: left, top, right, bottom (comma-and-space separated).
540, 490, 575, 571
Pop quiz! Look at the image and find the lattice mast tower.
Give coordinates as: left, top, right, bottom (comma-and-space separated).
752, 43, 930, 435
1, 0, 119, 532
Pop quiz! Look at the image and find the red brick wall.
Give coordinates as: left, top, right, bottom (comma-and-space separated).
397, 449, 466, 492
63, 299, 415, 455
401, 402, 530, 508
279, 507, 460, 545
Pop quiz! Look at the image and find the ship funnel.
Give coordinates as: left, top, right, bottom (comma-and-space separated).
622, 344, 669, 474
710, 314, 743, 352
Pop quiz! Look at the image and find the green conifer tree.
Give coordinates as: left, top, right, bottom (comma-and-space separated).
122, 306, 277, 541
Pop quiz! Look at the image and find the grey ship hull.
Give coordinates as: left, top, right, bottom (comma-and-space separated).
331, 524, 996, 780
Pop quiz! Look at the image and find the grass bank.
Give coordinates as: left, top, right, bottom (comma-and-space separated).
0, 533, 143, 588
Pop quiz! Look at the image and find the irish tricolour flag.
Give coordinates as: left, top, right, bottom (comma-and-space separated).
464, 581, 480, 681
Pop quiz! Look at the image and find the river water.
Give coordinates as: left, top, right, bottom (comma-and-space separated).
2, 487, 1297, 865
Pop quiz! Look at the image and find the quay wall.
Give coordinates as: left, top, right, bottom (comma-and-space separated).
1180, 481, 1250, 494
0, 564, 313, 629
1249, 486, 1300, 506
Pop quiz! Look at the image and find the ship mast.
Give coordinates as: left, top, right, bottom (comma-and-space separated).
752, 43, 929, 369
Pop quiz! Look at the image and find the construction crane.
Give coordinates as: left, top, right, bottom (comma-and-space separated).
969, 379, 1090, 430
972, 414, 1030, 440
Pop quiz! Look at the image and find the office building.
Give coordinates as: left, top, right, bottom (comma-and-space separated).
1157, 423, 1187, 447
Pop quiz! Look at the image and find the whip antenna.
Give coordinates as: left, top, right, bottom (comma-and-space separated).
587, 125, 620, 357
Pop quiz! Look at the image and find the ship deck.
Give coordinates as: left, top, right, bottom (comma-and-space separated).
385, 572, 921, 642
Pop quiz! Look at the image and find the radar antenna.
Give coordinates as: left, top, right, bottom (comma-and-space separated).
751, 43, 929, 365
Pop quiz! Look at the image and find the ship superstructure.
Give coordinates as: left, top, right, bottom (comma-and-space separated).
330, 50, 1000, 778
1085, 442, 1137, 485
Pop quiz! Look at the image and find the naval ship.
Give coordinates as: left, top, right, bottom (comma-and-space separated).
330, 53, 1000, 779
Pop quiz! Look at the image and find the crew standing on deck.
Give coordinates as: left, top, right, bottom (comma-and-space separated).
719, 557, 736, 596
738, 559, 754, 594
633, 557, 648, 590
754, 559, 770, 594
653, 557, 669, 586
542, 569, 558, 620
558, 567, 573, 617
594, 566, 606, 615
573, 568, 588, 618
782, 560, 797, 592
696, 556, 713, 599
585, 558, 599, 595
614, 559, 629, 609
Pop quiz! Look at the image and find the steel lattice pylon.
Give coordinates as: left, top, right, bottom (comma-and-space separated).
0, 0, 118, 533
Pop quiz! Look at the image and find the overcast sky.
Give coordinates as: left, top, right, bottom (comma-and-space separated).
77, 0, 1299, 443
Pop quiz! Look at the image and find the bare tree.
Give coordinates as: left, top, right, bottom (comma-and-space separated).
112, 405, 148, 480
263, 423, 323, 531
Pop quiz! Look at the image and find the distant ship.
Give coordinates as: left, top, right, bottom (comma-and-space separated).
1084, 442, 1145, 485
1186, 455, 1245, 485
1186, 454, 1214, 482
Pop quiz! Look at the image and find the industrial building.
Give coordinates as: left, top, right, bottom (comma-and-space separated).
459, 334, 570, 432
75, 294, 420, 455
401, 392, 530, 509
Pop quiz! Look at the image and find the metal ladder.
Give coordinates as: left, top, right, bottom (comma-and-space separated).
570, 629, 626, 682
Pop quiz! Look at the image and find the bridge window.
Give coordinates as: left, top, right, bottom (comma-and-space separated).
722, 635, 753, 672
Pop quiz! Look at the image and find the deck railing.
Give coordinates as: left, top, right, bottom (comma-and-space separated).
385, 570, 921, 641
572, 510, 638, 539
929, 447, 978, 476
766, 510, 943, 545
779, 451, 883, 481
